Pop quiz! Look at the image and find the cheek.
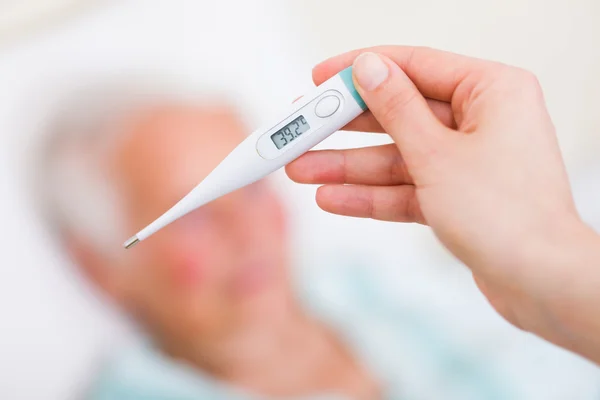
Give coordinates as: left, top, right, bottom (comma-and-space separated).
275, 203, 286, 234
164, 244, 213, 290
260, 195, 287, 235
174, 253, 207, 288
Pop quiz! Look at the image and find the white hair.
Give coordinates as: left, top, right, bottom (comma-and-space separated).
34, 75, 242, 257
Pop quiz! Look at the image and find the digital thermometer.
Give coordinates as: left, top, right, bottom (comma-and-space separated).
123, 66, 367, 249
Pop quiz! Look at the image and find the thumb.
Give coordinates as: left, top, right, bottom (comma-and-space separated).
352, 52, 450, 159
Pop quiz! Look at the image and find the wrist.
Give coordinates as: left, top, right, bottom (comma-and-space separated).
525, 216, 600, 363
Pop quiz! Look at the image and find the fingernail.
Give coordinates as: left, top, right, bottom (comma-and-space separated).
353, 52, 389, 91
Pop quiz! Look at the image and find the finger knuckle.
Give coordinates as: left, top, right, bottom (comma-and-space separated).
515, 68, 540, 86
516, 68, 542, 90
406, 192, 423, 223
388, 151, 407, 184
500, 67, 544, 97
365, 193, 375, 219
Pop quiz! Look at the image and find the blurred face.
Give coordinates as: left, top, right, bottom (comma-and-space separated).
107, 105, 291, 342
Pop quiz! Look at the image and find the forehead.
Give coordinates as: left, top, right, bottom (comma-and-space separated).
111, 104, 247, 209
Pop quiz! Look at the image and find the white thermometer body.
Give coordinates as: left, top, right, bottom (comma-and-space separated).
125, 66, 367, 248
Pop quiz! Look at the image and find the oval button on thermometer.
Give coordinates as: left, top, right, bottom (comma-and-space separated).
124, 66, 368, 249
315, 95, 341, 118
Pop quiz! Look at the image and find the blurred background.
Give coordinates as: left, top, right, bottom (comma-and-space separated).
1, 1, 600, 399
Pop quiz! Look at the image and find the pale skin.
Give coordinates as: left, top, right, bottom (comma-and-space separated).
286, 46, 600, 365
69, 105, 379, 399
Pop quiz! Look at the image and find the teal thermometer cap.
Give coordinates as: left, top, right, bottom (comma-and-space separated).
338, 66, 368, 111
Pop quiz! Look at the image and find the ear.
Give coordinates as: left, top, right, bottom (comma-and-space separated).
64, 233, 126, 302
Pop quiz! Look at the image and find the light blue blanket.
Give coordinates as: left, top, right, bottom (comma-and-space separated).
89, 256, 515, 400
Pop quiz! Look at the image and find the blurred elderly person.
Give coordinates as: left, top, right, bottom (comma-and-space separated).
34, 81, 513, 400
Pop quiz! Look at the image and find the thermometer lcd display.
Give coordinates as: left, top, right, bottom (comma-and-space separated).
270, 115, 310, 150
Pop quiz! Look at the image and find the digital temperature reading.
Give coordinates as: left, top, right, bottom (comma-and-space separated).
270, 115, 310, 150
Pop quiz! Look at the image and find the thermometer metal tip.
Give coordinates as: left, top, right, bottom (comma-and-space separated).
123, 235, 140, 249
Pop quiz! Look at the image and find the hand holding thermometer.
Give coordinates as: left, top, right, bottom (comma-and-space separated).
123, 66, 367, 249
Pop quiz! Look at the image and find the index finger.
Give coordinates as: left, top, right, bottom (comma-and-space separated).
343, 97, 455, 132
313, 45, 504, 103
